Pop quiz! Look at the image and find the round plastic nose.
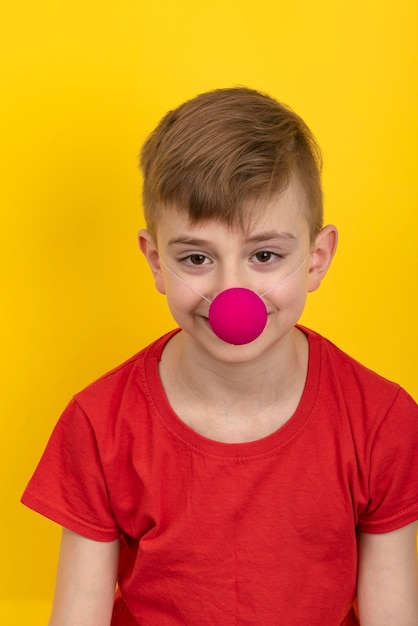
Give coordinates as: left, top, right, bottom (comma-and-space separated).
208, 288, 268, 345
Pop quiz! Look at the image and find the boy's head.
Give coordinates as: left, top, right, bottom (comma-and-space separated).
140, 87, 323, 242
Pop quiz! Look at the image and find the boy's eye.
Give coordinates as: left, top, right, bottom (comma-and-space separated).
252, 251, 277, 263
184, 254, 210, 265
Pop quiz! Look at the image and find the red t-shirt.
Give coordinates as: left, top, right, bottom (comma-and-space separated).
22, 327, 418, 625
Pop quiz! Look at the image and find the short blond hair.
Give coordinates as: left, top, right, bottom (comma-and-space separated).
140, 87, 323, 240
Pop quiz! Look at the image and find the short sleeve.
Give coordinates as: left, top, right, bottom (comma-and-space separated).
358, 387, 418, 533
21, 399, 120, 541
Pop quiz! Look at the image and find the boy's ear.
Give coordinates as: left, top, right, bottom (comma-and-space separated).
138, 229, 166, 295
307, 224, 338, 293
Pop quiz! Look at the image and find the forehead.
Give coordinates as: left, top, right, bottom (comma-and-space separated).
156, 178, 310, 243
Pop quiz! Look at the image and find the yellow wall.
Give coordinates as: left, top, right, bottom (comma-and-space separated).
1, 1, 417, 622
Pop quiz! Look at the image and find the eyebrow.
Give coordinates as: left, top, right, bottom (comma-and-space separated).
167, 231, 296, 247
245, 231, 296, 244
168, 236, 211, 247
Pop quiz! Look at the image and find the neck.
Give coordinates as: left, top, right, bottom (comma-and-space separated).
158, 327, 309, 443
162, 326, 307, 405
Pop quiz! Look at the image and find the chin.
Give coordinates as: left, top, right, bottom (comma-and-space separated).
206, 335, 276, 365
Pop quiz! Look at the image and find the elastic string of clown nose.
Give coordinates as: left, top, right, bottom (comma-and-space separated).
159, 253, 310, 345
259, 253, 310, 297
159, 258, 212, 304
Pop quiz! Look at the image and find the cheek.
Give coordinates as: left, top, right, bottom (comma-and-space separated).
269, 277, 308, 306
165, 283, 204, 317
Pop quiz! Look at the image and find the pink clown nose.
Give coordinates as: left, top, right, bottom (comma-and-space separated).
208, 288, 268, 345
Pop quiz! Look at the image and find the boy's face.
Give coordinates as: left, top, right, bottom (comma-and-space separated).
140, 177, 337, 365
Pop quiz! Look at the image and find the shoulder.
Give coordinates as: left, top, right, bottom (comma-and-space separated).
57, 329, 179, 442
302, 325, 418, 451
73, 329, 178, 411
302, 325, 416, 411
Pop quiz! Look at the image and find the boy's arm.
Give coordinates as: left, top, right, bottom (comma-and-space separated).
49, 528, 120, 626
357, 521, 418, 625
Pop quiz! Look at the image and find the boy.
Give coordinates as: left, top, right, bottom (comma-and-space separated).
22, 87, 418, 625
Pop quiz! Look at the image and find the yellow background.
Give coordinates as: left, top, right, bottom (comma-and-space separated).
1, 1, 417, 622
